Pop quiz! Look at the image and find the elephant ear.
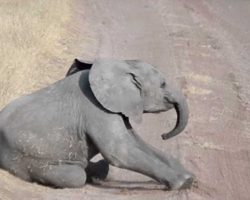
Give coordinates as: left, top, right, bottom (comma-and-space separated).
89, 59, 144, 123
66, 58, 93, 77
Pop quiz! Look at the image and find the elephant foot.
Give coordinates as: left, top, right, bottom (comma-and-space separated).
169, 173, 194, 190
86, 159, 109, 183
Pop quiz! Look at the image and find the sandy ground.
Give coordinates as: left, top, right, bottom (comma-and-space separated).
0, 0, 250, 199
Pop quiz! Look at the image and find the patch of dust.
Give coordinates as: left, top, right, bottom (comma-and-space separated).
185, 85, 212, 95
183, 140, 223, 151
186, 72, 213, 83
168, 30, 190, 38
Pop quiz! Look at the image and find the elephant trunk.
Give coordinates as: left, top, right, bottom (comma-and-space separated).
161, 93, 189, 140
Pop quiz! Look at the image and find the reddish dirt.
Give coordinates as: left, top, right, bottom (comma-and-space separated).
1, 0, 250, 199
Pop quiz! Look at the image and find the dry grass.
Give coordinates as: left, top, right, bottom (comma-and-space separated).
0, 0, 74, 108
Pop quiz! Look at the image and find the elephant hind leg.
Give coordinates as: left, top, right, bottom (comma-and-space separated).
29, 163, 87, 188
0, 147, 31, 181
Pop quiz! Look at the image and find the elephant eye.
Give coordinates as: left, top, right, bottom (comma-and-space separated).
160, 82, 166, 88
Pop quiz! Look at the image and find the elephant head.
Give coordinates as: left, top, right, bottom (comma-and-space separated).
86, 59, 189, 140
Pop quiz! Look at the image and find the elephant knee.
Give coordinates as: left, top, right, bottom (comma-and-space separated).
30, 164, 87, 188
61, 168, 87, 188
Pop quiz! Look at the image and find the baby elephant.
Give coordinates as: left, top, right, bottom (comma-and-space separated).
0, 59, 194, 190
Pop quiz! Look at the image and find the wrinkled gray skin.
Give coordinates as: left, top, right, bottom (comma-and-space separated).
0, 59, 194, 190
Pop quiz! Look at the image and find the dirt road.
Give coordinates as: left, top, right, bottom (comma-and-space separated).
0, 0, 250, 199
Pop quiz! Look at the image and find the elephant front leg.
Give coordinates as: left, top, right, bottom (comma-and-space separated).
87, 119, 194, 190
86, 138, 110, 182
129, 130, 194, 190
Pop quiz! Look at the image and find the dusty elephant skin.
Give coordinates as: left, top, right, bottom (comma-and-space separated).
0, 59, 193, 190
